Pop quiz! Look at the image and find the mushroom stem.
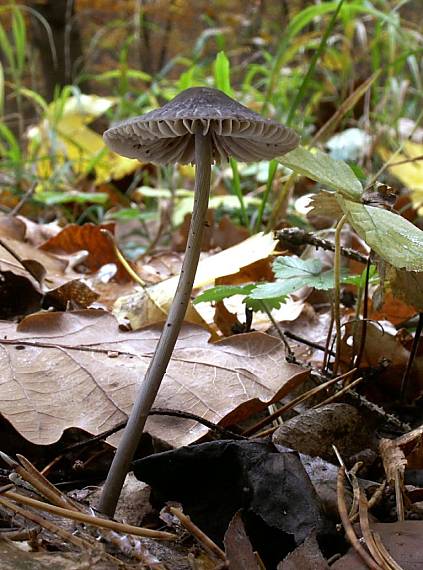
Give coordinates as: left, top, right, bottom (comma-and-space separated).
98, 131, 212, 517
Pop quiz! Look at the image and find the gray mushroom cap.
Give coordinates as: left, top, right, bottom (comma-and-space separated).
103, 87, 299, 165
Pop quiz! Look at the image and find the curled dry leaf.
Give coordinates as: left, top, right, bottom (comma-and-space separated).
0, 310, 308, 447
380, 424, 423, 489
272, 404, 378, 462
40, 223, 132, 282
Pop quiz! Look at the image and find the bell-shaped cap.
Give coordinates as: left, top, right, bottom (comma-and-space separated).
104, 87, 299, 164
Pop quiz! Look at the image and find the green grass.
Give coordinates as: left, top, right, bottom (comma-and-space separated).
0, 1, 420, 229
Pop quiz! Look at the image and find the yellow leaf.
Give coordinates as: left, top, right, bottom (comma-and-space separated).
27, 94, 139, 185
113, 232, 277, 334
378, 142, 423, 209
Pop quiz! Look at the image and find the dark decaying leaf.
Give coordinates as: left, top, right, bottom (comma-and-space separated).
133, 440, 337, 567
0, 271, 43, 318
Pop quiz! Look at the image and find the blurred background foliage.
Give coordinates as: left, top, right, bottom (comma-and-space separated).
0, 0, 422, 250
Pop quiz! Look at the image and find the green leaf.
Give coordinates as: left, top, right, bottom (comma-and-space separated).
12, 8, 26, 76
248, 280, 300, 300
214, 51, 232, 97
342, 265, 379, 288
0, 21, 15, 71
245, 296, 287, 312
106, 208, 157, 222
249, 255, 347, 303
34, 191, 109, 205
92, 69, 152, 82
194, 284, 255, 304
278, 147, 363, 201
337, 196, 423, 271
273, 256, 323, 279
0, 61, 3, 116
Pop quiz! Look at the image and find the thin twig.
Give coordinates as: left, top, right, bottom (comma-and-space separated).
313, 376, 364, 408
353, 257, 371, 370
259, 300, 293, 357
350, 481, 386, 524
1, 490, 176, 541
283, 330, 336, 355
358, 491, 389, 569
333, 214, 348, 375
60, 407, 246, 456
0, 496, 95, 550
14, 454, 83, 511
169, 507, 226, 561
337, 466, 382, 570
275, 227, 368, 263
400, 312, 423, 402
10, 183, 36, 216
243, 368, 356, 436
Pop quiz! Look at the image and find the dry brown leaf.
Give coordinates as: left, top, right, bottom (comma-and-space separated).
272, 404, 377, 462
307, 190, 343, 221
40, 223, 131, 282
17, 215, 62, 246
340, 321, 423, 399
380, 424, 423, 486
0, 215, 27, 240
369, 290, 417, 325
0, 310, 308, 448
224, 512, 258, 570
278, 533, 329, 569
388, 266, 423, 313
214, 300, 243, 336
174, 210, 250, 252
332, 521, 423, 570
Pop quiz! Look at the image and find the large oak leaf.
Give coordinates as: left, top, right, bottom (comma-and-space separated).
0, 310, 307, 447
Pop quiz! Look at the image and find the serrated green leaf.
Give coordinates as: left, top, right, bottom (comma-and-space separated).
194, 284, 255, 305
273, 256, 323, 279
278, 146, 363, 201
337, 196, 423, 271
245, 296, 286, 312
248, 279, 303, 300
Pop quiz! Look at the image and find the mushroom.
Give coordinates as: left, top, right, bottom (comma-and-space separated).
98, 87, 299, 516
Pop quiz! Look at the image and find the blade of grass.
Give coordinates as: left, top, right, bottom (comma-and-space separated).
286, 0, 345, 126
311, 71, 381, 145
214, 51, 249, 228
254, 159, 277, 232
259, 0, 344, 232
230, 157, 248, 228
